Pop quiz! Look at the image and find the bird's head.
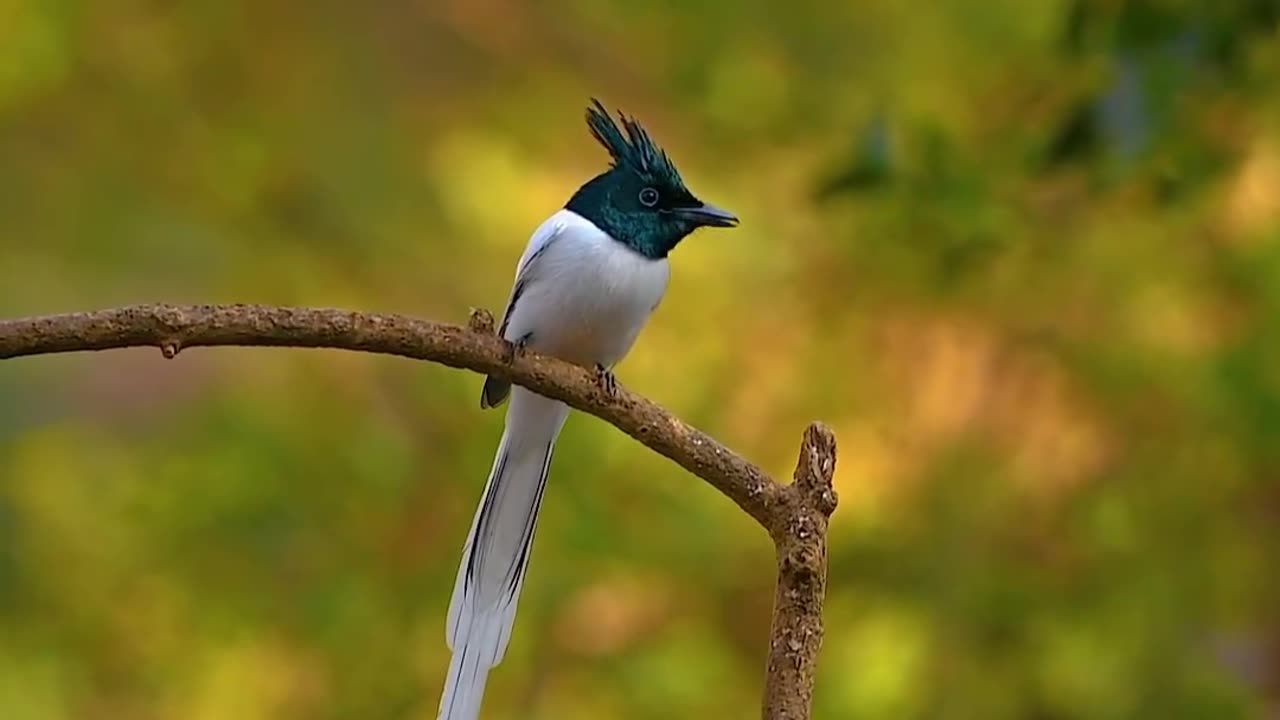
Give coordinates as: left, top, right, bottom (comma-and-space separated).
565, 99, 738, 259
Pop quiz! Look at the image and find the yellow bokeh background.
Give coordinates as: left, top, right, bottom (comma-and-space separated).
4, 1, 1280, 718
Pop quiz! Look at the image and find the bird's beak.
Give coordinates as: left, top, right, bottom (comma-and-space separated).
679, 202, 739, 228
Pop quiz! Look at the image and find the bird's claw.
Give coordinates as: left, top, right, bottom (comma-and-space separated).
505, 333, 531, 365
594, 364, 618, 398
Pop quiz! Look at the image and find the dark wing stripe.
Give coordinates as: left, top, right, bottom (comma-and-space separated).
481, 376, 512, 409
481, 237, 558, 409
497, 241, 554, 338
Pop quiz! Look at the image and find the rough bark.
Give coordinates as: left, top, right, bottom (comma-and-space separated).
0, 303, 838, 719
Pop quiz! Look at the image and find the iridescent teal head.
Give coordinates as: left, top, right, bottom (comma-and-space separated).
565, 99, 738, 259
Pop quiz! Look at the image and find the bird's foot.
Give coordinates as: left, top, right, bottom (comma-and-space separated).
594, 364, 618, 399
505, 333, 531, 365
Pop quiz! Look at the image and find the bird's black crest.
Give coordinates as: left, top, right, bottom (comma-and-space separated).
585, 99, 685, 187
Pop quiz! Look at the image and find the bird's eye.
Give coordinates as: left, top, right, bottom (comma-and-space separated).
638, 187, 660, 207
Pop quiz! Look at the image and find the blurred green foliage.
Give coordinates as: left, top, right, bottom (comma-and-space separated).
3, 1, 1280, 718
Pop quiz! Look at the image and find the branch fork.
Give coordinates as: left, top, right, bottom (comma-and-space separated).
0, 303, 837, 719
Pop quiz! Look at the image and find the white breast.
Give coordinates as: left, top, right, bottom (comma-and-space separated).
503, 210, 670, 368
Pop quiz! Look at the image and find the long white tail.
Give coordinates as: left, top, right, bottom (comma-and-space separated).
439, 388, 569, 720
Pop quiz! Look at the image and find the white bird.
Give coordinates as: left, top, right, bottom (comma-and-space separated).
438, 99, 738, 720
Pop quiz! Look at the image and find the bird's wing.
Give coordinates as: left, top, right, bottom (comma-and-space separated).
481, 213, 569, 408
498, 212, 568, 339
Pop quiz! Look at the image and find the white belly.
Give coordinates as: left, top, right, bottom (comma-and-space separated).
503, 210, 670, 368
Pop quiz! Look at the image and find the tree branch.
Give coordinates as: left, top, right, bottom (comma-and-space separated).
765, 424, 838, 719
0, 303, 838, 719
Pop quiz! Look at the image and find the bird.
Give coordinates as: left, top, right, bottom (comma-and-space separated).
438, 99, 738, 720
